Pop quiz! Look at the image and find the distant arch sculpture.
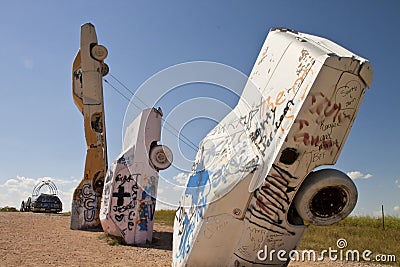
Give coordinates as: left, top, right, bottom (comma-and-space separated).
32, 180, 59, 197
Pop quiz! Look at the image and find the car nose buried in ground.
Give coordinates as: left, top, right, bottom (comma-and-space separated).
172, 27, 373, 267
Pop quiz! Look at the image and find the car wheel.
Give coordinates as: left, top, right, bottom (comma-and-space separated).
294, 169, 357, 226
91, 44, 108, 61
150, 145, 173, 170
101, 63, 109, 76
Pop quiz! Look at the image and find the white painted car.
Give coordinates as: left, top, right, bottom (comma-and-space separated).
173, 28, 373, 266
100, 108, 173, 245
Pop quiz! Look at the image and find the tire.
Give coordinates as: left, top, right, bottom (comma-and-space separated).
101, 63, 109, 77
294, 169, 357, 226
150, 145, 173, 170
91, 44, 108, 61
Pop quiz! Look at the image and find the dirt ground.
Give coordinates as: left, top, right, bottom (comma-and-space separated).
0, 212, 172, 267
0, 212, 389, 267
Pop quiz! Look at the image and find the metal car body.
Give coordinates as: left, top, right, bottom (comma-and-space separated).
100, 107, 173, 245
173, 28, 373, 267
70, 23, 109, 231
30, 194, 63, 213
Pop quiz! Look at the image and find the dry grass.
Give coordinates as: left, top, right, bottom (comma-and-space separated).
299, 216, 400, 265
98, 233, 121, 246
155, 209, 176, 226
154, 210, 399, 265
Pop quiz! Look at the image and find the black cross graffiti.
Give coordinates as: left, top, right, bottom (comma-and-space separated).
112, 185, 130, 206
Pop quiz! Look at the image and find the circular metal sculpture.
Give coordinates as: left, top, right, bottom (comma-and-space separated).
32, 180, 59, 197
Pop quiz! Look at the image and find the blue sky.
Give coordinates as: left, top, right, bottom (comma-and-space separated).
0, 1, 399, 216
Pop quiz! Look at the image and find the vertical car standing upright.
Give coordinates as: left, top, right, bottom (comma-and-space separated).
100, 108, 173, 244
71, 23, 110, 231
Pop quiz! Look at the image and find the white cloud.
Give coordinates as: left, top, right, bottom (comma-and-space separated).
173, 172, 188, 185
363, 173, 373, 179
4, 179, 19, 187
394, 206, 400, 212
395, 180, 400, 189
0, 176, 37, 189
347, 171, 373, 180
0, 176, 76, 211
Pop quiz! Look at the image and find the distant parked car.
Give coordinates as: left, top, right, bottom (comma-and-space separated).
20, 180, 63, 213
29, 194, 62, 213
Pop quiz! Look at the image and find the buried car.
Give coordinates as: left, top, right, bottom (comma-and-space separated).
70, 23, 109, 231
173, 28, 373, 267
100, 107, 173, 245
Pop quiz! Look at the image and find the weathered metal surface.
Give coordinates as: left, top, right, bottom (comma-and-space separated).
71, 23, 108, 231
173, 28, 373, 266
100, 108, 171, 244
